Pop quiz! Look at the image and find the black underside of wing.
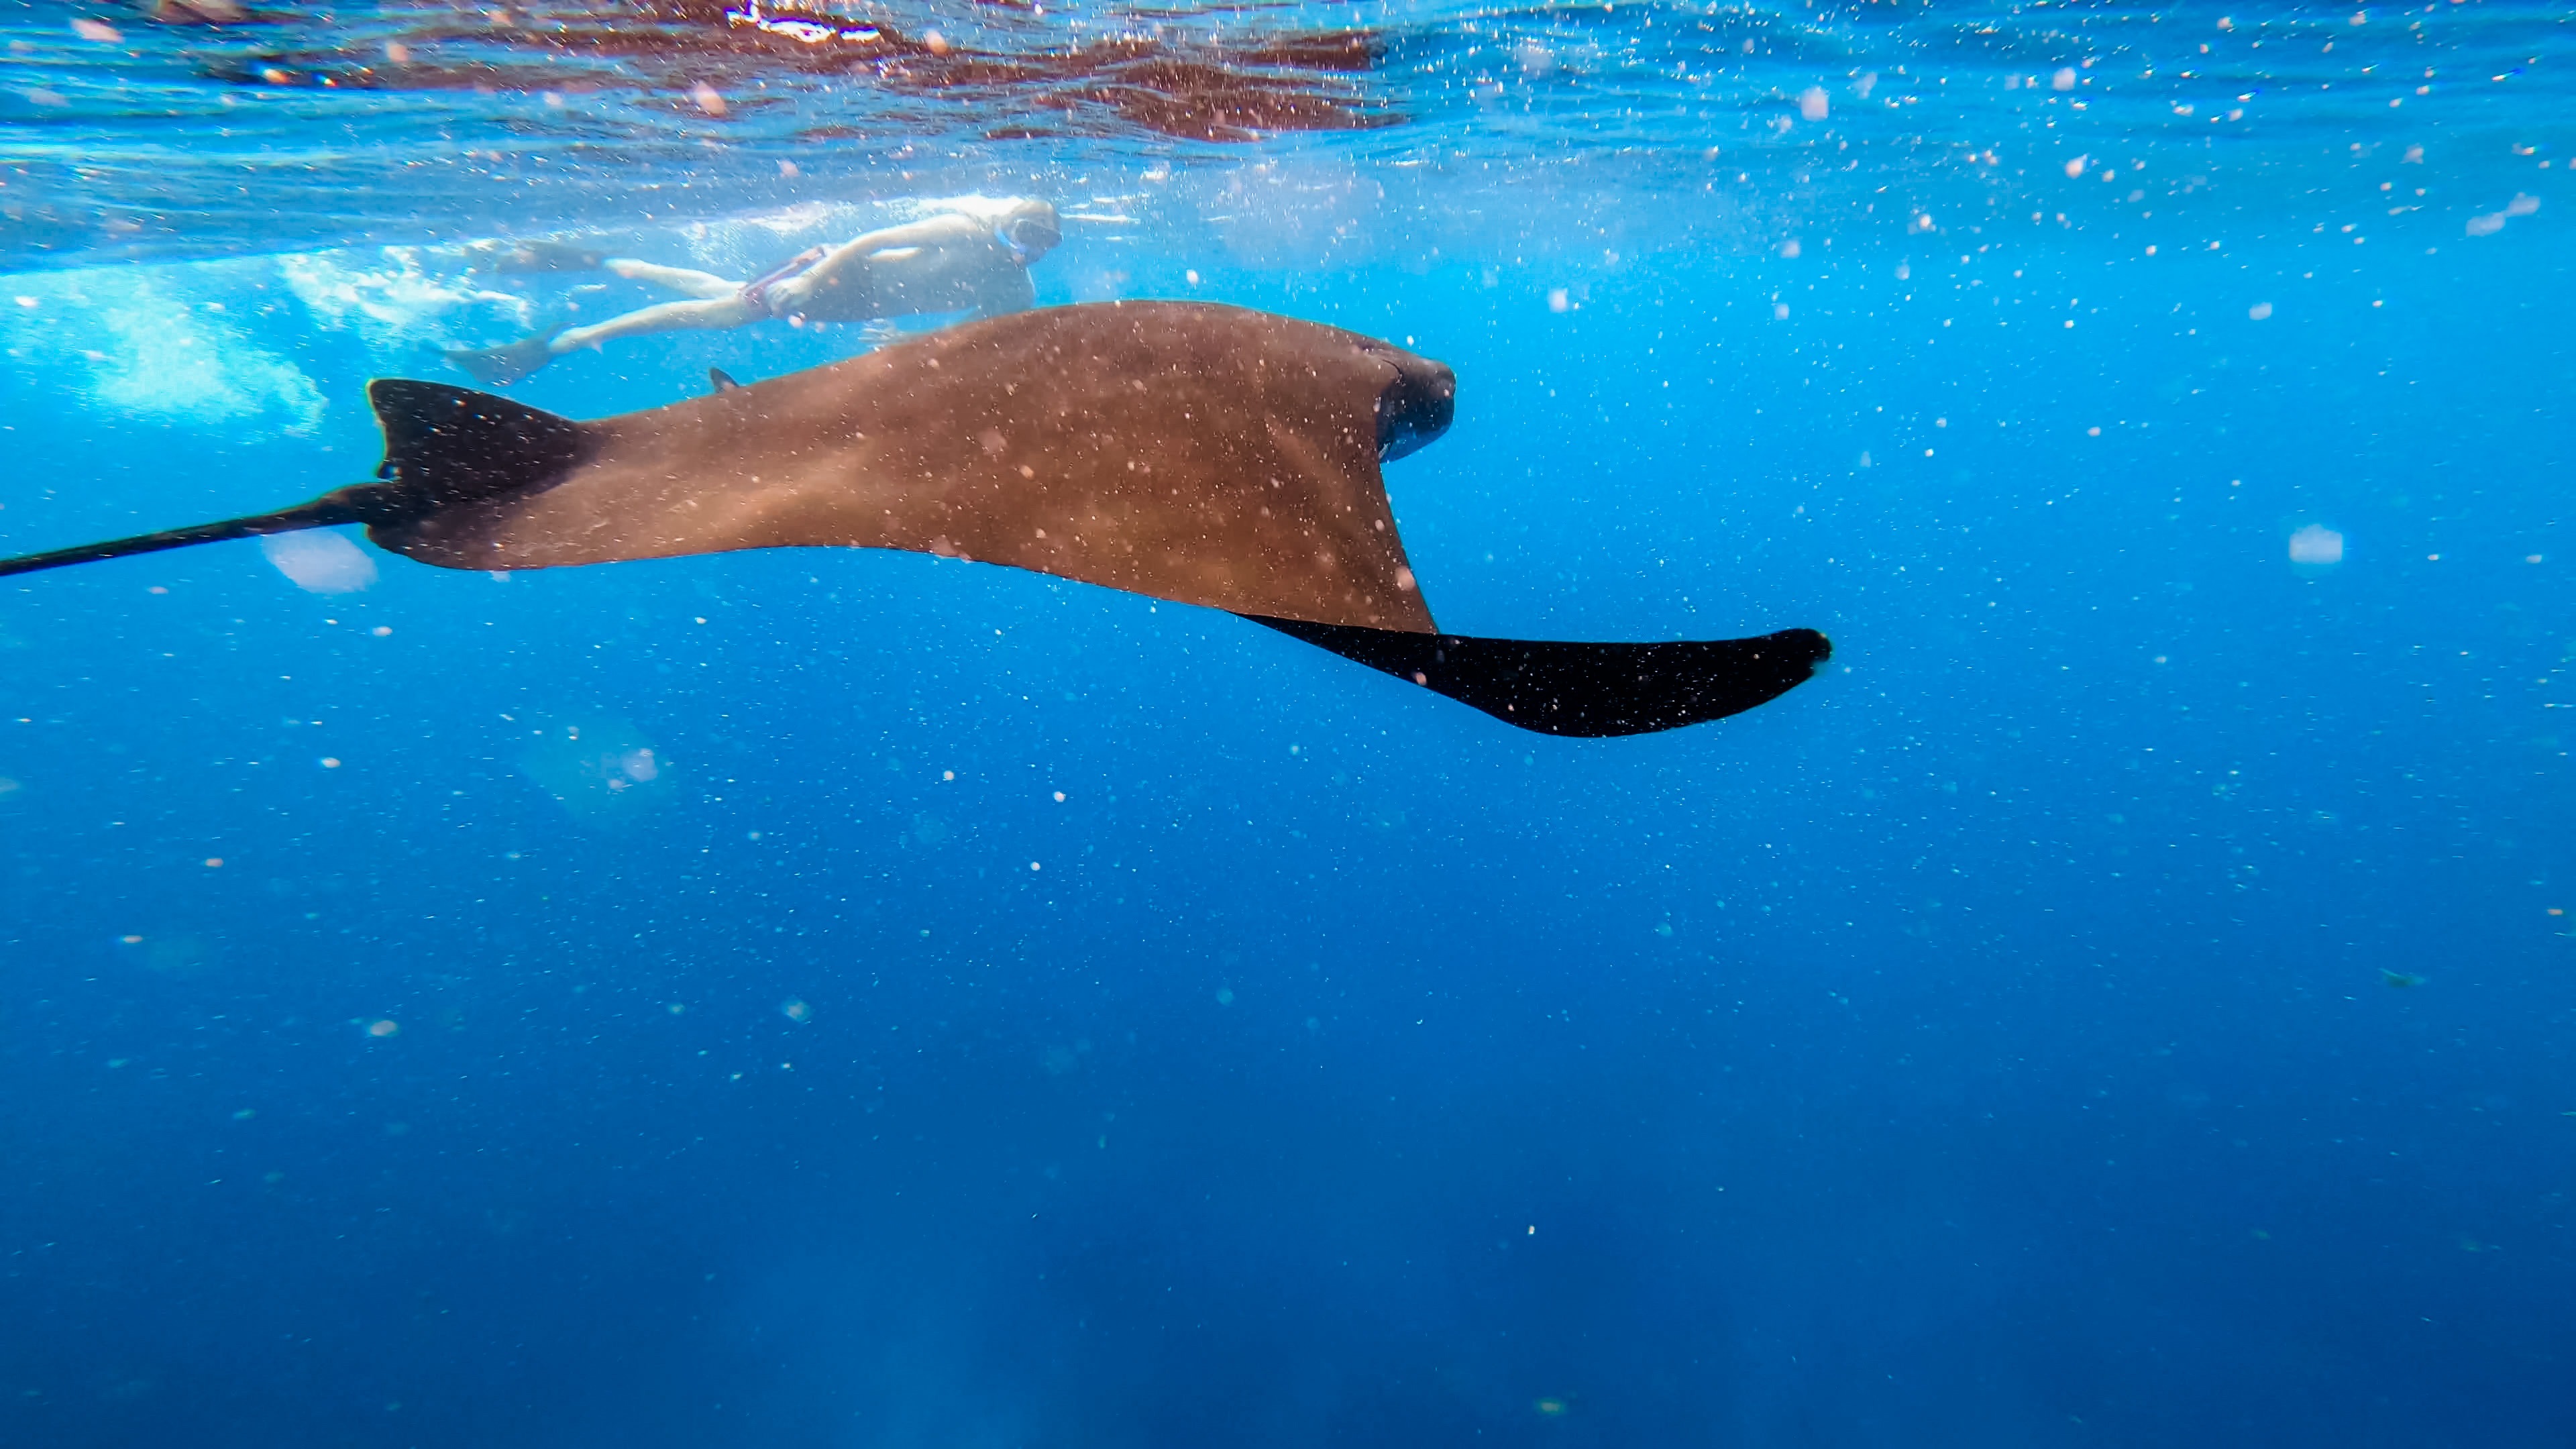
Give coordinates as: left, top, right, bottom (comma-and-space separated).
1242, 615, 1832, 737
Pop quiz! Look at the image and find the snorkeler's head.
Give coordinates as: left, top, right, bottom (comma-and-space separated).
994, 199, 1062, 262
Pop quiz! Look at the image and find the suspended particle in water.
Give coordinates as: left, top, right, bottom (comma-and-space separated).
261, 531, 376, 594
2288, 525, 2345, 566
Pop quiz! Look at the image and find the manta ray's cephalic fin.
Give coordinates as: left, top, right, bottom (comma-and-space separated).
1242, 615, 1832, 737
0, 382, 590, 581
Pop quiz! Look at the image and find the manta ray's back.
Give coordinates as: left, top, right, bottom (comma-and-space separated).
369, 303, 1446, 634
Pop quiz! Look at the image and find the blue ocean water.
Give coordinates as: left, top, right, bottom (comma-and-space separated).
3, 1, 2573, 1444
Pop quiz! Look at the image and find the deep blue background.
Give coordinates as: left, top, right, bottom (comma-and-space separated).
3, 203, 2572, 1446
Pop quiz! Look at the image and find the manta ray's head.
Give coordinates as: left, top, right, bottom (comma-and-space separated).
1365, 339, 1456, 462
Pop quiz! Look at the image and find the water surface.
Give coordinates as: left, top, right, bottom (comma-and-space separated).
3, 3, 2573, 1445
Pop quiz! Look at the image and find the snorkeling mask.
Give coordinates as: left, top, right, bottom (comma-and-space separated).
993, 211, 1061, 266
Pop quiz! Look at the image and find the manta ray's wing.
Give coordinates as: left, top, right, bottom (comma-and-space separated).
0, 306, 1830, 735
1243, 616, 1831, 737
373, 304, 1444, 635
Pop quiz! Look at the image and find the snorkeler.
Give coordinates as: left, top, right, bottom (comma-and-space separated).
447, 196, 1062, 387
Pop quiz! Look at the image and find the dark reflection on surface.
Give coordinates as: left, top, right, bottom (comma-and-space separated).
183, 1, 1394, 142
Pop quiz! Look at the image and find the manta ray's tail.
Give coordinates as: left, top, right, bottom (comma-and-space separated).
1244, 616, 1831, 737
0, 500, 365, 580
0, 381, 588, 581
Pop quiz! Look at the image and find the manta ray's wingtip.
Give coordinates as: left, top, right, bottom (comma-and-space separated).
1244, 616, 1834, 737
1774, 625, 1834, 669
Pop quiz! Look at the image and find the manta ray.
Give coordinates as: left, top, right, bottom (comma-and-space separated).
0, 301, 1827, 735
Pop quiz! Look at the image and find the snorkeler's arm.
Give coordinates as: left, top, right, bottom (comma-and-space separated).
769, 215, 987, 312
793, 215, 984, 284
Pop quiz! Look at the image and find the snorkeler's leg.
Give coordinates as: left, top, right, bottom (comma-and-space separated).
552, 295, 759, 350
446, 296, 757, 386
603, 260, 745, 301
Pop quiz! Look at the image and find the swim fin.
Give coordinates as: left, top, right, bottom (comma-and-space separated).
445, 325, 566, 388
1241, 614, 1831, 736
494, 239, 608, 274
